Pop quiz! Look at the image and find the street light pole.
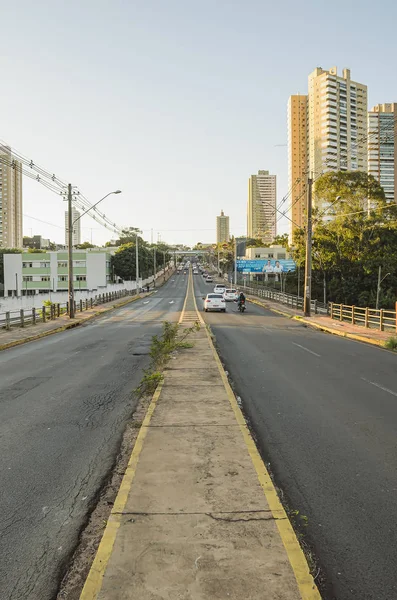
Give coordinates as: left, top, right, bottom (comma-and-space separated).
153, 245, 156, 287
376, 266, 390, 310
303, 175, 313, 317
136, 233, 140, 296
67, 188, 122, 318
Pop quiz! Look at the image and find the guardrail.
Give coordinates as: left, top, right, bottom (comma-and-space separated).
0, 289, 133, 332
330, 303, 397, 332
243, 286, 329, 315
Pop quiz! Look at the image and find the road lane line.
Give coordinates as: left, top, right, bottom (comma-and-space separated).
362, 378, 397, 398
292, 342, 321, 357
191, 282, 321, 599
79, 379, 164, 600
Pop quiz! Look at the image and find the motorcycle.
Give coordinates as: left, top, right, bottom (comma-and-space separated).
237, 299, 246, 313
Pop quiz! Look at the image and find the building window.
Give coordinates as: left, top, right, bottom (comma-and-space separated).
58, 275, 68, 282
22, 262, 33, 268
74, 260, 86, 267
23, 276, 33, 282
41, 276, 51, 282
58, 261, 68, 268
76, 275, 87, 281
41, 262, 50, 268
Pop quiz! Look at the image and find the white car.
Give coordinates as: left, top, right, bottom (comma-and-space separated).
203, 293, 226, 312
223, 288, 238, 301
206, 276, 213, 283
214, 284, 226, 294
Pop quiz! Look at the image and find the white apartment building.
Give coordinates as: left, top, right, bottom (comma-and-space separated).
0, 146, 23, 248
247, 170, 277, 243
216, 210, 230, 244
368, 103, 397, 203
65, 208, 81, 246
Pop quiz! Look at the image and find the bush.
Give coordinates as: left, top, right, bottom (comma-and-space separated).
384, 336, 397, 351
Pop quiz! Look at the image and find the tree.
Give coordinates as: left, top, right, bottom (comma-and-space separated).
292, 171, 397, 307
246, 238, 268, 248
76, 242, 96, 249
271, 234, 289, 250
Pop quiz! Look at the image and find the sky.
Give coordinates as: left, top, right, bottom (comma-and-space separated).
1, 0, 397, 247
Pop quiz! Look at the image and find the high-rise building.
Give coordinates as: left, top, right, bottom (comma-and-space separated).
368, 103, 397, 204
288, 95, 308, 238
216, 210, 230, 244
0, 146, 23, 248
288, 67, 368, 239
247, 170, 276, 243
65, 208, 81, 247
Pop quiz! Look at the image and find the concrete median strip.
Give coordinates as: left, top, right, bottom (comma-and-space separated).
79, 272, 321, 600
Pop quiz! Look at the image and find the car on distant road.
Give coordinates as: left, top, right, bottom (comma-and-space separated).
203, 293, 226, 312
214, 283, 226, 294
223, 288, 238, 301
206, 276, 213, 283
193, 269, 198, 275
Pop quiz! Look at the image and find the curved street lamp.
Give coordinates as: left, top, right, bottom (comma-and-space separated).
68, 189, 122, 319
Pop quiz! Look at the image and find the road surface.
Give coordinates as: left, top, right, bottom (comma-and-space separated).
194, 273, 397, 600
0, 273, 188, 600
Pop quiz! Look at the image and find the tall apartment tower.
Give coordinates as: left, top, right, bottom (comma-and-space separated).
65, 208, 81, 247
0, 146, 23, 248
368, 103, 397, 204
216, 210, 230, 244
247, 170, 276, 243
288, 67, 368, 240
288, 95, 308, 237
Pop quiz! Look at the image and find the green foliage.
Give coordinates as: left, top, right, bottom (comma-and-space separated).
136, 370, 164, 396
270, 234, 289, 250
384, 336, 397, 351
246, 237, 267, 248
76, 242, 96, 249
292, 171, 397, 308
111, 236, 172, 281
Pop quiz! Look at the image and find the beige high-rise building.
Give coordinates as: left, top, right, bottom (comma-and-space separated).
288, 67, 368, 239
0, 147, 23, 248
247, 170, 276, 243
368, 103, 397, 204
216, 210, 230, 244
288, 95, 307, 239
65, 208, 81, 247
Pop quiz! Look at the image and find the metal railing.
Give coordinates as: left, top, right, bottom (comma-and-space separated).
330, 303, 397, 332
243, 286, 329, 315
0, 289, 133, 332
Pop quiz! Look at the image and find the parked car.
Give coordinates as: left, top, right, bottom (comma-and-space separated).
223, 288, 238, 301
206, 276, 213, 283
203, 293, 226, 312
214, 284, 226, 294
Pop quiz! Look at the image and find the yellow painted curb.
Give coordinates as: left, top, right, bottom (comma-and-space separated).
79, 380, 164, 600
295, 316, 385, 348
192, 288, 321, 599
0, 293, 152, 353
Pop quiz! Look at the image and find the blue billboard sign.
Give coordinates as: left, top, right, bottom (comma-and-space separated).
237, 259, 296, 273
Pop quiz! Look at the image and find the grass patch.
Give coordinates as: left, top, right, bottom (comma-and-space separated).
384, 336, 397, 350
135, 320, 200, 397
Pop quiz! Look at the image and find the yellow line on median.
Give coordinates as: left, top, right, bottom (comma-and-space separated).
192, 287, 321, 599
79, 380, 164, 600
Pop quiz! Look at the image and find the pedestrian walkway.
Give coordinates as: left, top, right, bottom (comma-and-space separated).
80, 273, 320, 600
0, 292, 149, 351
246, 295, 392, 347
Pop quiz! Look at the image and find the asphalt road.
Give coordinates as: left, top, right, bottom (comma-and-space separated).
0, 273, 188, 600
194, 273, 397, 600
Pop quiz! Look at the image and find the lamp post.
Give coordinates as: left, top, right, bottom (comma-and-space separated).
67, 189, 121, 318
376, 267, 390, 310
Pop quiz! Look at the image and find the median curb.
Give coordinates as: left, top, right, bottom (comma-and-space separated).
246, 295, 388, 350
0, 293, 152, 353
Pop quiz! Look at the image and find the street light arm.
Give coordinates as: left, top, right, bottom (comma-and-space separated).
72, 190, 122, 225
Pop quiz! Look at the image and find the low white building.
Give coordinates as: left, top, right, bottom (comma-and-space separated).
245, 246, 288, 260
4, 249, 113, 297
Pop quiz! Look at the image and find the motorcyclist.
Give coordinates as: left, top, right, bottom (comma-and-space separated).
237, 291, 246, 309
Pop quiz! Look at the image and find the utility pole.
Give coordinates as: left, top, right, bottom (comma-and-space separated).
136, 232, 140, 296
67, 183, 75, 318
153, 245, 157, 287
303, 176, 313, 317
234, 238, 237, 286
376, 266, 390, 310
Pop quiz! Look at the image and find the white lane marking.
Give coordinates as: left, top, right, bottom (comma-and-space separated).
292, 342, 321, 357
143, 301, 150, 305
169, 301, 174, 304
362, 378, 397, 398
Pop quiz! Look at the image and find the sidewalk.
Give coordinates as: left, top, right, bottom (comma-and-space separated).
246, 295, 392, 348
0, 292, 149, 351
80, 278, 320, 600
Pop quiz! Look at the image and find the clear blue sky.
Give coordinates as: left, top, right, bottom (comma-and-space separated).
1, 0, 396, 246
